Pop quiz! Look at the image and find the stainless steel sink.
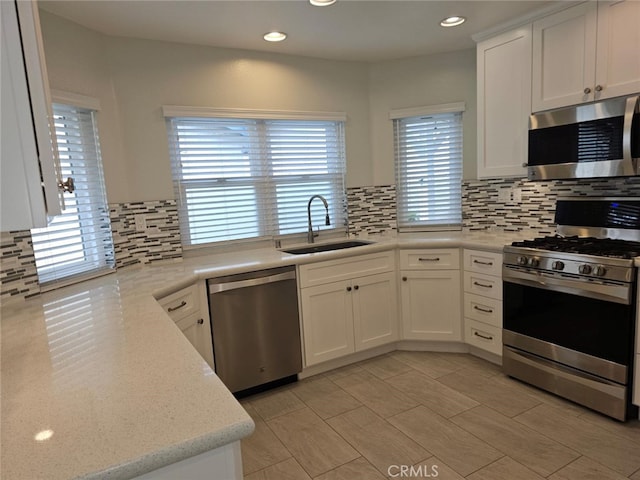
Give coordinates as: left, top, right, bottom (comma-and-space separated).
281, 240, 373, 255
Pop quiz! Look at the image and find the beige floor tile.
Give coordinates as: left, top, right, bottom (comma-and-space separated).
438, 370, 542, 417
389, 406, 503, 476
241, 404, 292, 475
358, 354, 414, 379
244, 457, 312, 480
288, 376, 362, 419
515, 403, 640, 476
466, 456, 545, 480
433, 353, 502, 378
267, 407, 359, 477
337, 372, 420, 418
327, 406, 429, 474
389, 351, 462, 379
451, 405, 579, 476
578, 410, 640, 445
630, 467, 640, 480
247, 388, 306, 421
315, 457, 386, 480
548, 456, 631, 480
385, 370, 479, 418
322, 362, 366, 382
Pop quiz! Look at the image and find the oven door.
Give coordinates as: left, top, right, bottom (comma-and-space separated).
502, 265, 635, 380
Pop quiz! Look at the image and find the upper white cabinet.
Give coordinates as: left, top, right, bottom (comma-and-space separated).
1, 0, 63, 231
477, 26, 531, 178
532, 1, 640, 112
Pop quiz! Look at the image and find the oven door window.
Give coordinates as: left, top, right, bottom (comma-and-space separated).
503, 281, 634, 365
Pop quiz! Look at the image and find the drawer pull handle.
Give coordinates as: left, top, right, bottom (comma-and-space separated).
473, 281, 493, 289
473, 305, 493, 313
168, 300, 187, 312
473, 259, 493, 266
474, 331, 494, 341
197, 318, 204, 325
418, 257, 440, 262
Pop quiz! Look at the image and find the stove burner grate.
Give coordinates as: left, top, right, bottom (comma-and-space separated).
511, 236, 640, 259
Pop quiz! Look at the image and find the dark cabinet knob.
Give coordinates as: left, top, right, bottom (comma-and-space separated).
346, 286, 352, 292
354, 285, 359, 290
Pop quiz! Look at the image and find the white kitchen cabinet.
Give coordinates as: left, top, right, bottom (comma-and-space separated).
532, 0, 640, 112
463, 249, 503, 357
476, 25, 531, 178
157, 283, 214, 369
299, 251, 398, 366
399, 249, 462, 342
1, 0, 64, 231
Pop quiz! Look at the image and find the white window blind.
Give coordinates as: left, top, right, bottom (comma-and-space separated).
166, 115, 347, 246
393, 109, 463, 231
31, 103, 115, 288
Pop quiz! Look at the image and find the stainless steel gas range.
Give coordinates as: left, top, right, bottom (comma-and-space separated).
502, 197, 640, 421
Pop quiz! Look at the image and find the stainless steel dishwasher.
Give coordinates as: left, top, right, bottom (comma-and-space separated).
207, 266, 302, 394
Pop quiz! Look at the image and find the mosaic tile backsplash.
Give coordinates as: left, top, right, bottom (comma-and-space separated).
5, 178, 640, 301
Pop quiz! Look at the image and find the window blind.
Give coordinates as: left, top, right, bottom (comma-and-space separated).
393, 110, 463, 231
30, 103, 115, 288
166, 116, 347, 246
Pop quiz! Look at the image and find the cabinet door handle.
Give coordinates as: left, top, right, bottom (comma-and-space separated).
354, 285, 359, 290
584, 87, 592, 94
473, 305, 493, 313
474, 331, 494, 341
418, 257, 440, 262
473, 281, 493, 289
595, 84, 603, 92
473, 259, 493, 266
167, 300, 187, 312
197, 318, 204, 325
402, 276, 407, 282
346, 286, 352, 292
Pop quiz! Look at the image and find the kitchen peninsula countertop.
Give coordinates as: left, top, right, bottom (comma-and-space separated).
0, 229, 533, 480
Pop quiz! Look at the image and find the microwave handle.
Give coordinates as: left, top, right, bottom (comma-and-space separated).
623, 95, 639, 172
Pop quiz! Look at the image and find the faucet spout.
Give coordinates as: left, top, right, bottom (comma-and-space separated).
307, 195, 330, 243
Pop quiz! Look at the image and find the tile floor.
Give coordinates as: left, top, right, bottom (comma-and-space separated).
240, 351, 640, 480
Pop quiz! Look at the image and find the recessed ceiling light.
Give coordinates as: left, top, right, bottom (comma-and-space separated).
310, 0, 337, 6
263, 31, 288, 42
440, 16, 466, 27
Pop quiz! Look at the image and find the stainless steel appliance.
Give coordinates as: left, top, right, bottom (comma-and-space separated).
208, 266, 302, 394
527, 94, 640, 180
503, 197, 640, 420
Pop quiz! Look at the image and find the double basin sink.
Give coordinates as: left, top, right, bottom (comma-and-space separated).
281, 240, 373, 255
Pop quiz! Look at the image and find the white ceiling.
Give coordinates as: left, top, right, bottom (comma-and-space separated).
39, 0, 554, 62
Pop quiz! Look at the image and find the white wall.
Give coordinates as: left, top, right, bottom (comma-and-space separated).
368, 49, 477, 184
39, 11, 478, 204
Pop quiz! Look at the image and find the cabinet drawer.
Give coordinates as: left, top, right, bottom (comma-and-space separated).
464, 249, 502, 277
464, 293, 502, 328
299, 251, 395, 288
399, 249, 460, 270
465, 319, 502, 356
158, 284, 200, 321
464, 271, 502, 300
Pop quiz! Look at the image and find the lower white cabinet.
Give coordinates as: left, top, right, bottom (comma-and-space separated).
157, 283, 214, 369
299, 252, 398, 367
399, 249, 462, 341
463, 249, 503, 356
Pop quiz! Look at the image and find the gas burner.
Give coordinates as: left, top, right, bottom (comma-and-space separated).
511, 236, 640, 259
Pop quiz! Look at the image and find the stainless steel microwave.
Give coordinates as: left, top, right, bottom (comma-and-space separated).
527, 95, 640, 180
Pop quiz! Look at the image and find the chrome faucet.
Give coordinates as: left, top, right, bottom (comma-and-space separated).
307, 194, 330, 243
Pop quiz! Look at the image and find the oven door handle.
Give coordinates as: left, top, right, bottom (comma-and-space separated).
503, 266, 631, 305
623, 95, 639, 174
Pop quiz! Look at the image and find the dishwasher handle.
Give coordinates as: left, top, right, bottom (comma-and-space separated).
208, 270, 296, 294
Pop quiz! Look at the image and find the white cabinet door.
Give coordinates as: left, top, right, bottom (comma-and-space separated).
532, 2, 598, 112
595, 0, 640, 100
477, 26, 531, 178
352, 272, 398, 351
1, 1, 63, 231
175, 314, 215, 369
400, 270, 462, 341
300, 281, 355, 366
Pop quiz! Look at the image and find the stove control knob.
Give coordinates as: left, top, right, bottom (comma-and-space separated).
552, 261, 565, 271
517, 256, 528, 265
593, 265, 607, 277
528, 257, 540, 267
578, 264, 592, 275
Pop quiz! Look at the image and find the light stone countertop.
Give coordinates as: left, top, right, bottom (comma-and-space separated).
0, 230, 535, 480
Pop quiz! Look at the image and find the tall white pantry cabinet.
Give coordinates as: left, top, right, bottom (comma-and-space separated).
1, 0, 64, 231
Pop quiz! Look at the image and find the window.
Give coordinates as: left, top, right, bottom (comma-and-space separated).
392, 103, 464, 231
165, 108, 347, 246
30, 100, 115, 288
